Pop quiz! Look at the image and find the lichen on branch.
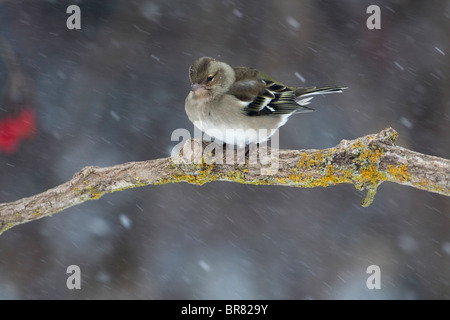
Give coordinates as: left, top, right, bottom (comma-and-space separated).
0, 127, 448, 234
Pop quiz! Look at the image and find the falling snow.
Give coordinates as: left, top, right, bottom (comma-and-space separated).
442, 243, 450, 255
151, 54, 161, 62
0, 1, 448, 301
294, 72, 306, 83
400, 117, 412, 129
394, 61, 405, 71
233, 9, 243, 18
119, 214, 132, 229
110, 110, 120, 121
286, 16, 301, 30
199, 260, 211, 272
434, 46, 445, 55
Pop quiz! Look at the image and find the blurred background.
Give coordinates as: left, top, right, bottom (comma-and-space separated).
0, 0, 448, 299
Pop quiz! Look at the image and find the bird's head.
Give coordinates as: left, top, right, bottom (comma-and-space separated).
188, 57, 235, 100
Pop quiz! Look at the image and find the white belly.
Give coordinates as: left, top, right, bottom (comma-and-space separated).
193, 120, 277, 148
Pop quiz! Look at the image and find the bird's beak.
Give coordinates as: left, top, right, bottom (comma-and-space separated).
191, 83, 206, 93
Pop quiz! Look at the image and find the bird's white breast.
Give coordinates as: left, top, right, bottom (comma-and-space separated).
193, 120, 277, 148
186, 93, 281, 148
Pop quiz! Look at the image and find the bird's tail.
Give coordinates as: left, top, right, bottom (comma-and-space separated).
293, 86, 346, 107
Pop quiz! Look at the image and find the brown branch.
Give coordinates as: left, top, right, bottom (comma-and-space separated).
1, 127, 449, 234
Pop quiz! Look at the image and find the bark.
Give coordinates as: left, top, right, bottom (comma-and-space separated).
0, 127, 448, 234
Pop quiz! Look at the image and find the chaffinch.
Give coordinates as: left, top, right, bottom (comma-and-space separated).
185, 57, 345, 147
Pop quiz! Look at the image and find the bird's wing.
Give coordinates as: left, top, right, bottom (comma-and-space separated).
228, 67, 314, 116
245, 80, 315, 116
233, 66, 260, 82
227, 67, 267, 102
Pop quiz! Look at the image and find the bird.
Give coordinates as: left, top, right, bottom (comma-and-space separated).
185, 57, 346, 148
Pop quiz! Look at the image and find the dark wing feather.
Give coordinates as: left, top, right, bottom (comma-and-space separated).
244, 80, 314, 116
227, 67, 266, 102
227, 78, 267, 102
228, 67, 307, 116
228, 67, 343, 117
293, 86, 346, 97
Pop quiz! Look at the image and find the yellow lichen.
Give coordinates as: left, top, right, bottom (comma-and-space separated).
417, 179, 429, 188
227, 170, 242, 182
32, 208, 42, 217
276, 177, 287, 184
297, 151, 326, 169
350, 141, 386, 187
157, 160, 220, 186
297, 152, 311, 169
387, 130, 399, 143
87, 185, 103, 200
387, 164, 410, 182
53, 132, 422, 211
290, 140, 387, 192
287, 173, 304, 183
361, 187, 377, 207
1, 222, 15, 234
360, 165, 387, 185
312, 151, 326, 166
158, 137, 417, 208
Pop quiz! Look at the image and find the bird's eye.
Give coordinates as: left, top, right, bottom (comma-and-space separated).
206, 75, 214, 82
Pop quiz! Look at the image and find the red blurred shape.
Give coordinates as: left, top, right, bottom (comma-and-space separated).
0, 108, 37, 154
